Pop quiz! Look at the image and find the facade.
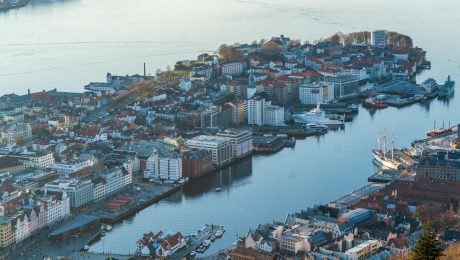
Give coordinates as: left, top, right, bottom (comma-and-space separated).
221, 62, 244, 75
279, 231, 309, 254
0, 157, 25, 174
201, 106, 221, 129
371, 30, 387, 48
0, 220, 15, 248
4, 123, 32, 144
299, 82, 335, 104
182, 149, 213, 178
13, 152, 55, 169
144, 152, 183, 181
248, 95, 271, 126
98, 168, 130, 196
230, 100, 247, 125
45, 179, 93, 209
186, 135, 232, 166
53, 159, 94, 177
416, 153, 460, 181
345, 240, 381, 260
217, 129, 253, 159
263, 105, 284, 126
45, 193, 71, 226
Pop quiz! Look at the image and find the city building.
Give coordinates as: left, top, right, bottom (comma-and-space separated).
44, 193, 71, 226
299, 82, 335, 104
263, 105, 284, 126
217, 129, 253, 159
0, 156, 25, 174
4, 123, 32, 144
12, 152, 55, 169
416, 152, 460, 181
201, 106, 221, 129
144, 151, 182, 181
45, 179, 93, 209
370, 30, 387, 48
220, 62, 244, 75
53, 159, 94, 177
0, 219, 15, 248
247, 94, 271, 126
186, 135, 232, 166
345, 240, 381, 260
181, 149, 213, 178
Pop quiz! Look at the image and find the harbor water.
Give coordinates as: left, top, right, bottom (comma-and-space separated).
1, 0, 460, 256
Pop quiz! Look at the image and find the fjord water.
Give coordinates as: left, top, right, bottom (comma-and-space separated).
2, 0, 460, 255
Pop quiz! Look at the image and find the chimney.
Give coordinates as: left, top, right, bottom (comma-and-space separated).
144, 63, 146, 77
28, 89, 30, 95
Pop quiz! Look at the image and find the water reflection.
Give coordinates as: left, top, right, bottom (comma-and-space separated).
183, 157, 253, 197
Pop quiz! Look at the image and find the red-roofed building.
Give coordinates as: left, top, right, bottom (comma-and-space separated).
156, 232, 185, 257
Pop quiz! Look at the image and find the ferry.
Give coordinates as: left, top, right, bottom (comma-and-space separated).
373, 129, 401, 170
292, 104, 344, 127
363, 94, 388, 109
438, 75, 455, 99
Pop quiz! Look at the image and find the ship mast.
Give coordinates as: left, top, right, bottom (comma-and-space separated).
383, 128, 387, 159
376, 132, 381, 151
391, 129, 395, 162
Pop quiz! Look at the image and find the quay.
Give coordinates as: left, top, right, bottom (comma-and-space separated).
253, 125, 325, 138
95, 183, 183, 224
174, 224, 224, 259
329, 183, 386, 207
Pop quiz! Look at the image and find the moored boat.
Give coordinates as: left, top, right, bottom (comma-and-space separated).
438, 75, 455, 99
363, 94, 388, 109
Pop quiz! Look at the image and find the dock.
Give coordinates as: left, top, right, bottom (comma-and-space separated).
94, 184, 183, 224
174, 224, 224, 259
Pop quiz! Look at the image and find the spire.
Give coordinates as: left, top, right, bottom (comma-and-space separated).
248, 73, 256, 89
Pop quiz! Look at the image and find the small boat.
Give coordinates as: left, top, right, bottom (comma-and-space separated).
83, 245, 90, 251
101, 231, 106, 236
306, 123, 327, 129
189, 251, 196, 257
203, 240, 211, 248
196, 246, 205, 253
363, 94, 388, 109
215, 229, 224, 238
215, 187, 222, 192
210, 235, 216, 242
105, 225, 112, 232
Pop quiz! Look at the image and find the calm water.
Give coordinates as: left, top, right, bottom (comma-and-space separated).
2, 0, 460, 256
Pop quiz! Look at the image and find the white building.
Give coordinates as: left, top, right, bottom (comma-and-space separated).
345, 240, 381, 260
217, 129, 253, 159
248, 95, 271, 126
221, 62, 244, 75
263, 105, 284, 126
53, 159, 94, 177
13, 152, 55, 169
186, 135, 232, 166
99, 168, 128, 196
299, 82, 335, 104
179, 78, 192, 92
144, 151, 183, 181
4, 123, 32, 144
123, 156, 140, 175
14, 213, 29, 243
45, 193, 71, 226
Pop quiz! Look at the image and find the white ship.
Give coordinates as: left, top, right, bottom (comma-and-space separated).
292, 104, 344, 127
372, 129, 401, 170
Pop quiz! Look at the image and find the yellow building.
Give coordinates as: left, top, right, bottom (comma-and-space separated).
0, 219, 16, 248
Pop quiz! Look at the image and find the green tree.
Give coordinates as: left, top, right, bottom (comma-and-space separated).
411, 221, 443, 260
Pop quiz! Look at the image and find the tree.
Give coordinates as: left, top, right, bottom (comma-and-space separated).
411, 221, 443, 260
217, 44, 244, 63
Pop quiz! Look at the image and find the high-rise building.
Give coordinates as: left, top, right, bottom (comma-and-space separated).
248, 94, 271, 126
144, 151, 183, 181
370, 30, 387, 48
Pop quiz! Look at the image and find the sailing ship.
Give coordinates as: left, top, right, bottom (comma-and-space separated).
372, 129, 401, 170
426, 121, 452, 137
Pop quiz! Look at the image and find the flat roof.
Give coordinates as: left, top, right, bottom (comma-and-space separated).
49, 215, 98, 237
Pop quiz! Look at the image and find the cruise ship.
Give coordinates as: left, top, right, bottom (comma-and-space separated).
372, 130, 401, 170
292, 104, 344, 127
